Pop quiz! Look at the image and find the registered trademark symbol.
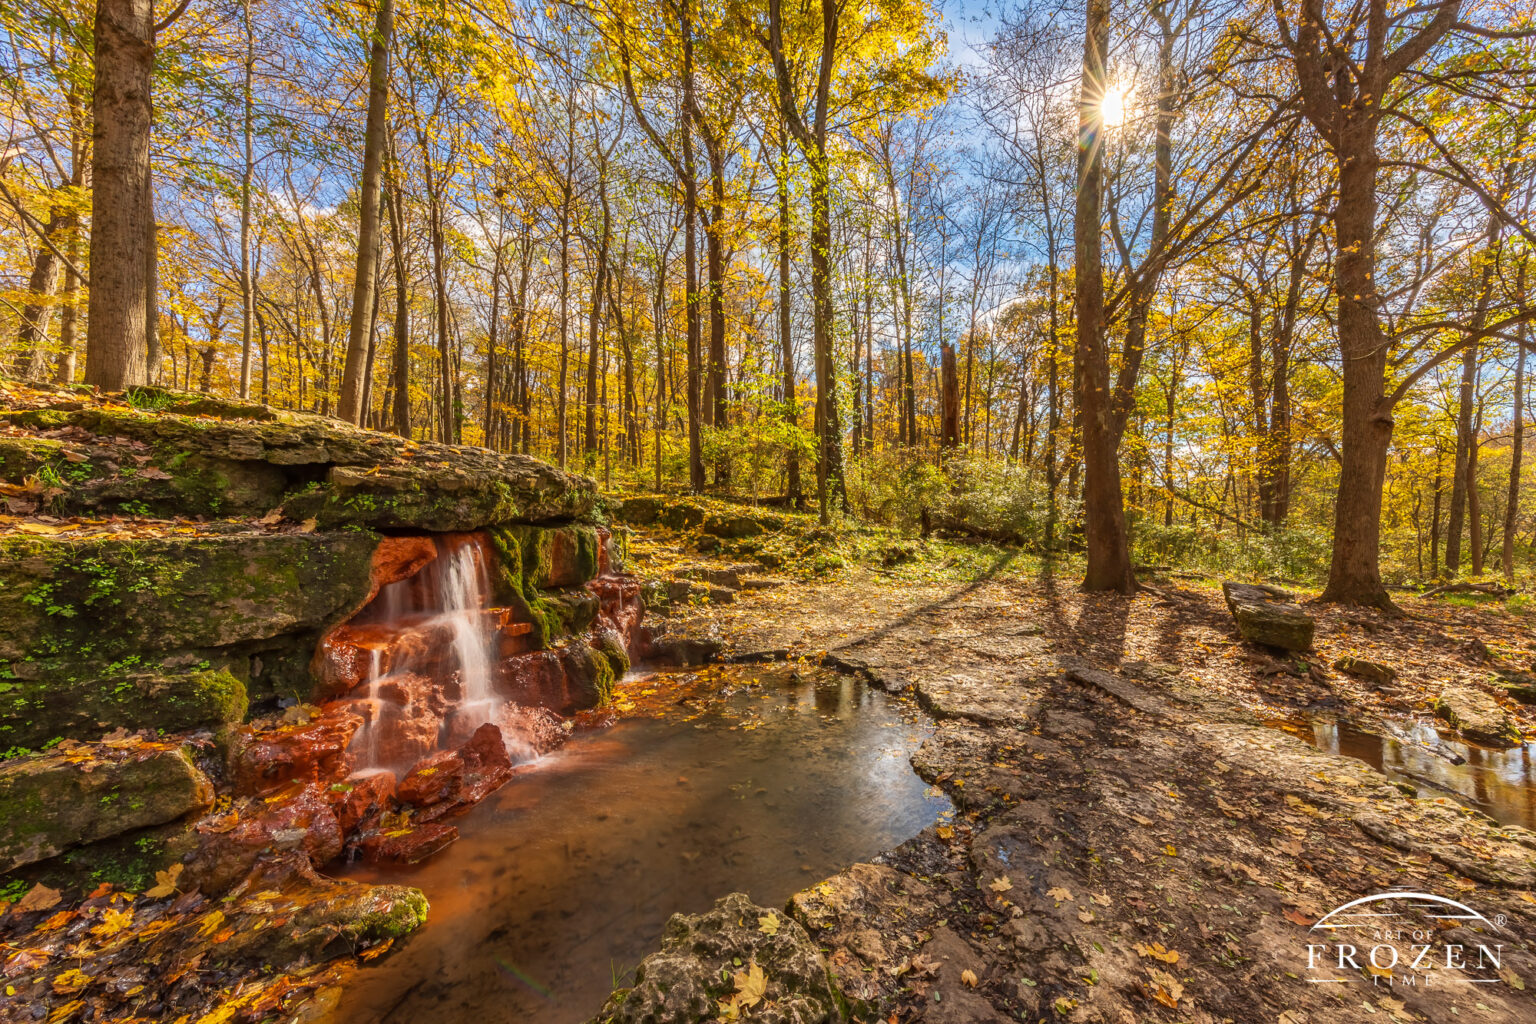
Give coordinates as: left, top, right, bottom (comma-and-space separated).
1496, 915, 1507, 928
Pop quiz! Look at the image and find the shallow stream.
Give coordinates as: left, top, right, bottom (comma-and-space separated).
1270, 715, 1536, 830
332, 663, 948, 1023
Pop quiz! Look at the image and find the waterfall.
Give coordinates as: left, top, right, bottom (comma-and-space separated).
345, 533, 505, 772
437, 535, 498, 738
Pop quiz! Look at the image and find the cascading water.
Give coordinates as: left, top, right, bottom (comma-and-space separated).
436, 536, 498, 739
344, 533, 506, 772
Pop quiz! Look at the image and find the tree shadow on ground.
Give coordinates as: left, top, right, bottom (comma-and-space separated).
828, 548, 1023, 655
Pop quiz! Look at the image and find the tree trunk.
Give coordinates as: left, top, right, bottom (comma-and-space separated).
584, 193, 611, 464
85, 0, 154, 390
1319, 118, 1394, 608
1446, 339, 1478, 575
699, 129, 728, 435
483, 245, 503, 447
1074, 0, 1135, 593
778, 127, 801, 505
54, 230, 82, 384
1430, 446, 1443, 578
511, 225, 533, 453
338, 0, 393, 424
12, 209, 64, 379
237, 0, 257, 399
1469, 403, 1484, 575
386, 185, 411, 438
940, 343, 959, 449
1503, 327, 1525, 579
680, 0, 705, 491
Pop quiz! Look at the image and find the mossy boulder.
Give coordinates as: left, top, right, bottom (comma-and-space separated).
486, 525, 602, 649
219, 880, 429, 963
1494, 669, 1536, 704
593, 628, 631, 679
0, 742, 214, 872
589, 891, 842, 1024
0, 532, 377, 662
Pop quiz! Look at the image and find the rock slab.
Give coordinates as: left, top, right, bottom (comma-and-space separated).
0, 743, 214, 872
589, 891, 841, 1024
1221, 581, 1314, 650
1435, 683, 1522, 748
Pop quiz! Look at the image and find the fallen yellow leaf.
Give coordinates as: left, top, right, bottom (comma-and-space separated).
145, 863, 183, 899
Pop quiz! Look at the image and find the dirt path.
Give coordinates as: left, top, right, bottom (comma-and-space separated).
653, 567, 1536, 1023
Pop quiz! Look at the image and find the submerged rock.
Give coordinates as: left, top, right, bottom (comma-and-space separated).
590, 891, 841, 1024
0, 742, 213, 872
1434, 683, 1522, 748
1221, 581, 1314, 651
359, 821, 460, 865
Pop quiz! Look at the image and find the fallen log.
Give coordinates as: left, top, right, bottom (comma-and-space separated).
1418, 581, 1517, 599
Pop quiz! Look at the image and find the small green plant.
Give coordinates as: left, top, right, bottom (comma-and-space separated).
124, 387, 175, 413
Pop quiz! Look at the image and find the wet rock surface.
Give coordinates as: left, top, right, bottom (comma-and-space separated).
1435, 682, 1522, 747
0, 874, 426, 1022
0, 382, 647, 1024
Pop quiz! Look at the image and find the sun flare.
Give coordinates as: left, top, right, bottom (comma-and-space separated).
1101, 83, 1131, 128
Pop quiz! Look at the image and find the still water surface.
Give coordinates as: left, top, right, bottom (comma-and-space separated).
334, 663, 947, 1024
1271, 715, 1536, 831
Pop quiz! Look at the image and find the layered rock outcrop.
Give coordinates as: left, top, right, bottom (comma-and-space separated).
0, 379, 649, 1010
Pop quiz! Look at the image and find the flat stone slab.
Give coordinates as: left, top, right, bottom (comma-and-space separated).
0, 742, 213, 872
1222, 581, 1314, 650
1435, 683, 1522, 748
1333, 655, 1398, 686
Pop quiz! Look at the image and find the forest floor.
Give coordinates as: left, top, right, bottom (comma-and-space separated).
634, 534, 1536, 1023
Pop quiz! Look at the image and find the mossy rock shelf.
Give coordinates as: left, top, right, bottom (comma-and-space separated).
0, 388, 597, 530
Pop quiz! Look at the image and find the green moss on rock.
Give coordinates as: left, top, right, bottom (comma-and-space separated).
0, 665, 251, 751
0, 744, 214, 872
594, 629, 631, 680
0, 398, 598, 529
0, 532, 377, 663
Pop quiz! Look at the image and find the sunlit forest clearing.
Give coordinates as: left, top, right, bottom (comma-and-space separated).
4, 0, 1536, 1022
